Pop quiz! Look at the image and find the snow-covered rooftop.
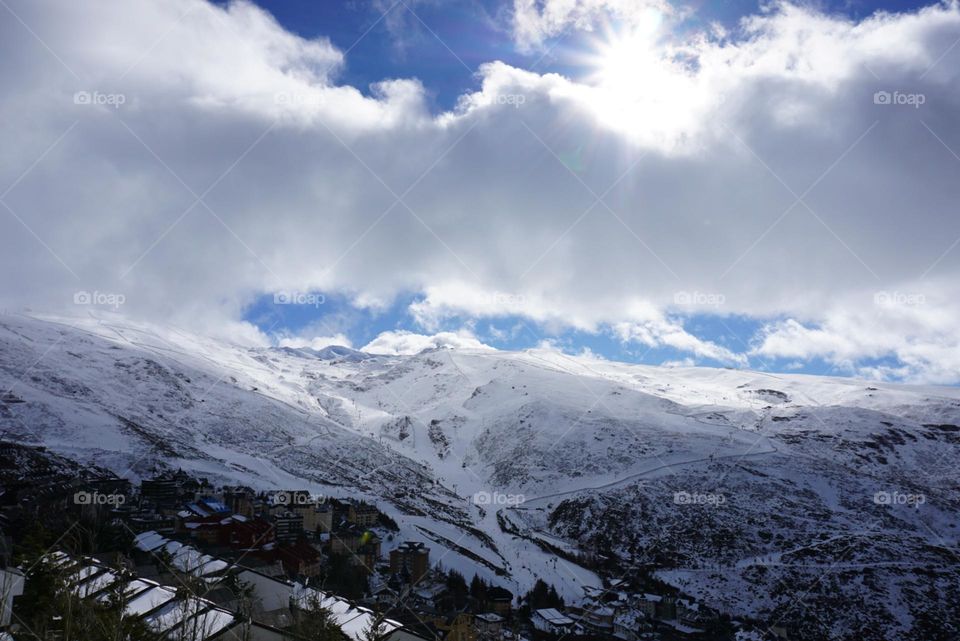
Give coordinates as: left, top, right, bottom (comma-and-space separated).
534, 608, 575, 626
292, 585, 402, 641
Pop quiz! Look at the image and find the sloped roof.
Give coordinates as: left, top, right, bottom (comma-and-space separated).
199, 498, 231, 513
292, 585, 403, 641
186, 502, 212, 517
127, 585, 179, 616
95, 578, 154, 604
533, 609, 574, 626
142, 595, 237, 639
53, 550, 239, 641
134, 530, 168, 552
144, 599, 199, 633
77, 569, 119, 598
134, 532, 231, 578
69, 563, 101, 584
476, 613, 504, 623
172, 606, 236, 639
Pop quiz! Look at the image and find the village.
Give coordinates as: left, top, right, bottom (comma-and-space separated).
0, 448, 778, 641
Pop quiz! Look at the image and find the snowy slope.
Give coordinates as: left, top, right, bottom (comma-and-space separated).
1, 312, 959, 638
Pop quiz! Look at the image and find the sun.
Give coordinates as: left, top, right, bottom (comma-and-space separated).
574, 12, 700, 145
583, 12, 664, 93
593, 30, 654, 89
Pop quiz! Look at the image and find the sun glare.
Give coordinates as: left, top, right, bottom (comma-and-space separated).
575, 12, 703, 147
586, 11, 663, 92
594, 30, 654, 89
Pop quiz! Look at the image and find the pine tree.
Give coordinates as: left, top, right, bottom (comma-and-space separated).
524, 579, 563, 611
444, 570, 469, 609
470, 574, 487, 604
360, 612, 389, 641
290, 592, 344, 641
547, 585, 563, 608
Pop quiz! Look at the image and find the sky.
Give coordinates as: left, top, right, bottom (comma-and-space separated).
1, 0, 959, 383
228, 0, 925, 111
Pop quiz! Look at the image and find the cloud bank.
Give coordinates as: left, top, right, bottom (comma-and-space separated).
1, 0, 959, 381
362, 330, 494, 355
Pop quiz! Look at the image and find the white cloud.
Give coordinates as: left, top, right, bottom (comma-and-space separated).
277, 334, 353, 350
609, 301, 745, 366
751, 285, 960, 383
511, 0, 674, 52
613, 317, 746, 367
361, 330, 494, 355
577, 346, 607, 360
0, 0, 959, 380
410, 284, 742, 364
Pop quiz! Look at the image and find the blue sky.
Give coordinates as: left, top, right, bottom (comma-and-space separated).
242, 288, 913, 376
242, 290, 890, 375
247, 290, 722, 364
231, 0, 927, 111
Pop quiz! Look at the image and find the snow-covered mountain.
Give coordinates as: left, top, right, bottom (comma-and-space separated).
2, 312, 958, 639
